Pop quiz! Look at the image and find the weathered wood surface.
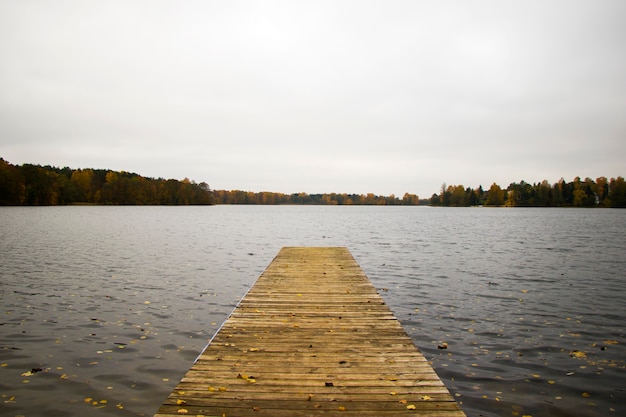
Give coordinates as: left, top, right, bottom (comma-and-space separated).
154, 247, 466, 417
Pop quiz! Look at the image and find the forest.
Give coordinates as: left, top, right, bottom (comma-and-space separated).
211, 190, 422, 205
1, 158, 624, 207
0, 159, 422, 206
0, 159, 215, 205
430, 177, 626, 208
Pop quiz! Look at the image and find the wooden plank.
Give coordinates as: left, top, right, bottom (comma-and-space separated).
153, 247, 466, 417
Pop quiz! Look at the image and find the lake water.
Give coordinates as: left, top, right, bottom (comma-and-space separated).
1, 206, 624, 417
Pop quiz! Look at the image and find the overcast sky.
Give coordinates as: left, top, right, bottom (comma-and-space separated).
1, 0, 624, 197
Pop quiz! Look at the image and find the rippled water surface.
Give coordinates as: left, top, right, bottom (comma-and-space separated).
1, 206, 625, 416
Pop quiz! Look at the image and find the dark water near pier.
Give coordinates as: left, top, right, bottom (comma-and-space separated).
1, 205, 624, 416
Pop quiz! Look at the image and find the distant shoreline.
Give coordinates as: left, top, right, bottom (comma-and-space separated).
1, 158, 624, 208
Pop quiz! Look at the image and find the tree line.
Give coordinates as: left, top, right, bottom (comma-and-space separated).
0, 159, 215, 205
212, 190, 423, 205
430, 177, 626, 208
3, 158, 623, 208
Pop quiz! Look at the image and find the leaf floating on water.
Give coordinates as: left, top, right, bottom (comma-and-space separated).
603, 339, 619, 345
570, 350, 587, 359
581, 392, 591, 397
21, 368, 43, 377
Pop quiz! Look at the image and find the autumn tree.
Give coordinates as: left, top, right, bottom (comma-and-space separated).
485, 183, 505, 206
402, 193, 419, 205
0, 158, 25, 204
609, 176, 626, 208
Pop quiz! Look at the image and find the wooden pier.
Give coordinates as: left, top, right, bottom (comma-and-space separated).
154, 247, 466, 417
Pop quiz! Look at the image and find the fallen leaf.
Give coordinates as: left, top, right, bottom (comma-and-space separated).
421, 395, 431, 401
570, 350, 587, 359
406, 404, 417, 410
